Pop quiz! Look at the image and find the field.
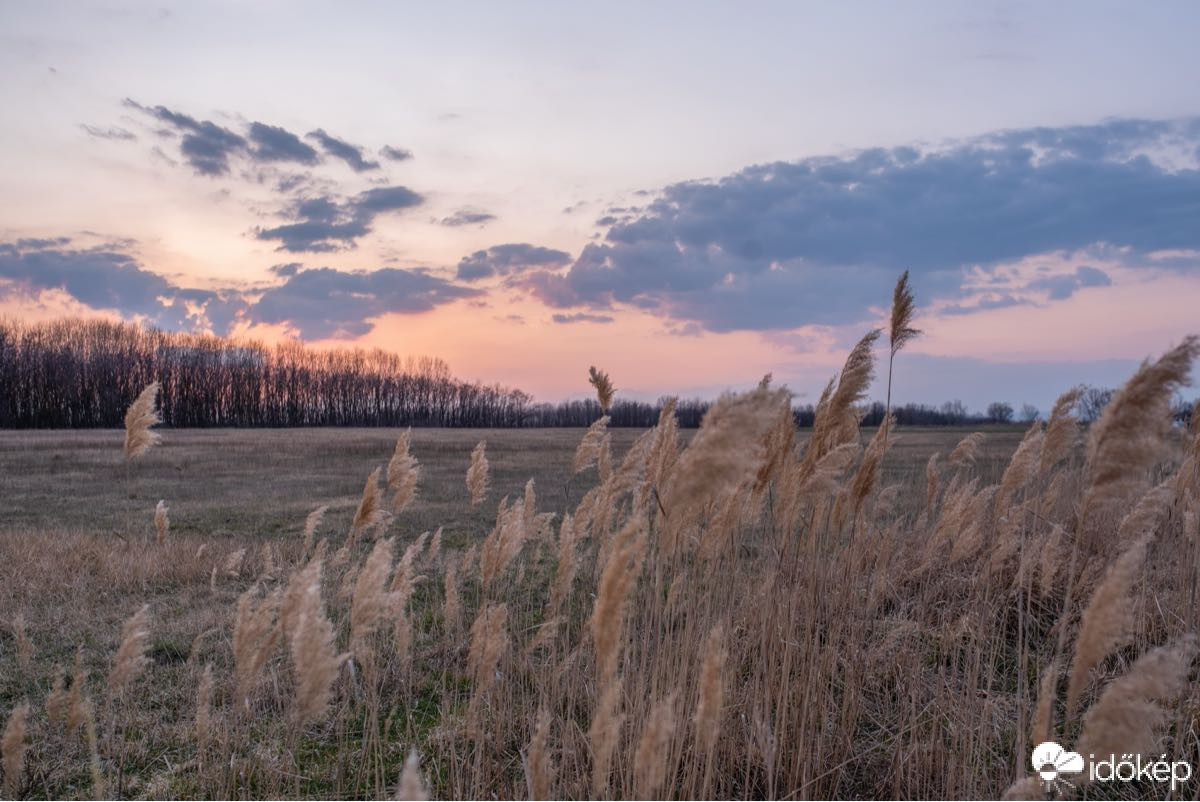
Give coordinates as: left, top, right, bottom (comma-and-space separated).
0, 338, 1197, 800
0, 426, 1024, 540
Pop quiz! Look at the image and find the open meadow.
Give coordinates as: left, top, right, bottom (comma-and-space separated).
0, 337, 1197, 800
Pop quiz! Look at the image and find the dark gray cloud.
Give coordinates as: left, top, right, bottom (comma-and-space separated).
440, 208, 496, 227
456, 243, 572, 281
125, 99, 247, 176
520, 116, 1200, 332
307, 129, 380, 172
250, 266, 480, 338
247, 122, 319, 164
381, 145, 413, 162
354, 185, 423, 213
256, 185, 425, 252
15, 237, 71, 250
0, 238, 237, 330
80, 124, 136, 141
0, 239, 477, 340
269, 262, 302, 277
124, 101, 386, 176
552, 312, 614, 324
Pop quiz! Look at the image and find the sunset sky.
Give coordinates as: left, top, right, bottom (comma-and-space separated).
2, 1, 1199, 410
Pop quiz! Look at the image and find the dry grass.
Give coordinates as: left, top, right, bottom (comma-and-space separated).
3, 332, 1196, 799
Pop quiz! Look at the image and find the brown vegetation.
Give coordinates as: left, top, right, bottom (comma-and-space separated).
0, 319, 1197, 798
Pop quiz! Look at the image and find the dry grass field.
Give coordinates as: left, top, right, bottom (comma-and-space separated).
0, 335, 1197, 800
0, 426, 1023, 541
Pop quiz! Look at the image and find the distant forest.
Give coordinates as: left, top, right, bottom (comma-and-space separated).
0, 318, 1152, 430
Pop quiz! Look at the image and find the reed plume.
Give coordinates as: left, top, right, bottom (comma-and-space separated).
664, 385, 789, 514
288, 559, 347, 725
885, 270, 921, 433
223, 547, 246, 578
547, 513, 579, 620
846, 412, 894, 525
1031, 660, 1058, 746
634, 691, 678, 798
1083, 336, 1199, 523
467, 440, 489, 505
351, 467, 386, 542
302, 504, 328, 556
948, 431, 985, 465
525, 707, 554, 801
350, 536, 394, 668
387, 429, 420, 513
391, 532, 428, 669
753, 400, 797, 495
588, 679, 623, 796
232, 587, 281, 702
194, 662, 214, 749
45, 668, 67, 728
466, 604, 509, 725
396, 748, 430, 800
108, 604, 150, 695
1075, 636, 1197, 777
2, 702, 28, 799
924, 453, 940, 511
806, 329, 880, 465
588, 365, 616, 412
123, 381, 161, 461
646, 398, 680, 494
480, 496, 528, 592
442, 556, 461, 633
154, 499, 169, 545
1039, 386, 1083, 476
997, 425, 1044, 508
65, 651, 86, 736
591, 518, 648, 680
695, 623, 726, 751
1065, 532, 1149, 720
81, 697, 104, 797
572, 415, 610, 474
11, 614, 32, 672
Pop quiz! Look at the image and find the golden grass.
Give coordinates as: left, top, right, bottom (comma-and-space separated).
0, 329, 1197, 799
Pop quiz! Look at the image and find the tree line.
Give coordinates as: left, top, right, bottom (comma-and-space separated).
4, 317, 1179, 430
0, 319, 536, 428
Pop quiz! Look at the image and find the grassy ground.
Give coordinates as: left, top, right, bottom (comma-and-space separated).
0, 426, 1023, 544
0, 424, 1036, 799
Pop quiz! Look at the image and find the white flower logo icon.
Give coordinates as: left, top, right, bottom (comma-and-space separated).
1032, 741, 1084, 790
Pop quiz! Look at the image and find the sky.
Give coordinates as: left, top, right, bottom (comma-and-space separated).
2, 0, 1199, 411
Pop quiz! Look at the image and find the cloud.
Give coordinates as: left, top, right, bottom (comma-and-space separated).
0, 239, 478, 339
247, 122, 319, 165
125, 99, 247, 176
269, 262, 301, 277
940, 293, 1031, 316
440, 208, 496, 227
354, 185, 423, 213
520, 116, 1200, 332
123, 101, 386, 176
456, 243, 572, 281
256, 185, 425, 252
80, 124, 136, 141
1024, 265, 1112, 300
307, 129, 380, 172
552, 312, 614, 324
381, 145, 413, 162
249, 266, 480, 338
0, 238, 238, 329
